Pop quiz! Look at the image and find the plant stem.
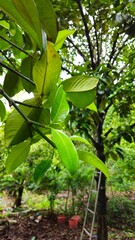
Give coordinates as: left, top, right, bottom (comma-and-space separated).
0, 61, 35, 86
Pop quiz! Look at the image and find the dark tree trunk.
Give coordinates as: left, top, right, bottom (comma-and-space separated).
14, 185, 24, 207
96, 118, 108, 240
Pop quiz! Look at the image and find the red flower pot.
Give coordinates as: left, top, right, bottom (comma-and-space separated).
57, 215, 66, 224
69, 218, 78, 229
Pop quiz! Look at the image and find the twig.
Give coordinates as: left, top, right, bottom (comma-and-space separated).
0, 61, 35, 86
75, 0, 95, 69
0, 35, 31, 57
0, 50, 17, 70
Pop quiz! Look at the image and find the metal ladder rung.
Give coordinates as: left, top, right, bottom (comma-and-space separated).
84, 228, 92, 237
87, 208, 94, 214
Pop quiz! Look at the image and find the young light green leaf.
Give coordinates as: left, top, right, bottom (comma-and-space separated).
6, 138, 31, 173
54, 29, 76, 51
34, 160, 51, 185
0, 100, 6, 121
78, 150, 109, 178
62, 76, 98, 92
51, 85, 69, 123
52, 129, 79, 175
33, 42, 61, 98
70, 135, 92, 146
87, 102, 97, 112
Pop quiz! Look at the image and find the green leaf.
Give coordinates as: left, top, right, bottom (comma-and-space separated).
87, 102, 97, 112
52, 129, 79, 175
62, 76, 98, 92
51, 85, 69, 123
35, 0, 57, 43
0, 20, 10, 29
78, 150, 109, 178
62, 76, 98, 108
6, 138, 31, 173
12, 0, 42, 49
66, 89, 96, 108
33, 42, 61, 98
54, 29, 75, 51
0, 0, 42, 49
34, 160, 51, 185
0, 100, 6, 121
3, 70, 23, 97
21, 57, 35, 92
70, 135, 91, 146
4, 97, 41, 146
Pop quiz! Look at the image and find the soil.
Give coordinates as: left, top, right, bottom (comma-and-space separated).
0, 210, 134, 240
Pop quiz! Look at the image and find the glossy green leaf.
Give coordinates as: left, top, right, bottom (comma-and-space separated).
52, 129, 79, 175
54, 29, 75, 51
0, 0, 42, 49
66, 89, 96, 108
78, 150, 109, 178
0, 100, 6, 121
70, 135, 91, 146
3, 71, 23, 97
4, 97, 41, 146
35, 0, 57, 42
62, 76, 98, 92
33, 42, 61, 98
51, 85, 69, 123
34, 160, 51, 185
6, 138, 31, 173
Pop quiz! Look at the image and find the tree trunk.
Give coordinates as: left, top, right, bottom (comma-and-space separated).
96, 119, 108, 240
14, 185, 24, 207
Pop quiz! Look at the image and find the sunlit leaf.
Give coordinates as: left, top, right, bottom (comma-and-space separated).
54, 29, 75, 51
87, 102, 97, 112
62, 76, 98, 92
52, 129, 79, 175
70, 135, 92, 146
51, 85, 69, 123
78, 150, 109, 178
34, 160, 51, 185
33, 42, 61, 98
6, 138, 31, 173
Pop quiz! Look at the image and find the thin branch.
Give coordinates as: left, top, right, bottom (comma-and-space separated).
67, 37, 87, 62
61, 66, 73, 76
104, 128, 113, 137
14, 100, 41, 109
0, 61, 35, 86
111, 36, 128, 65
32, 125, 56, 149
0, 88, 44, 129
0, 50, 17, 70
107, 32, 119, 67
75, 0, 95, 69
93, 16, 100, 65
0, 35, 31, 57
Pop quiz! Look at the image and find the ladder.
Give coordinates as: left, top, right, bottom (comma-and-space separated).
80, 169, 102, 240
